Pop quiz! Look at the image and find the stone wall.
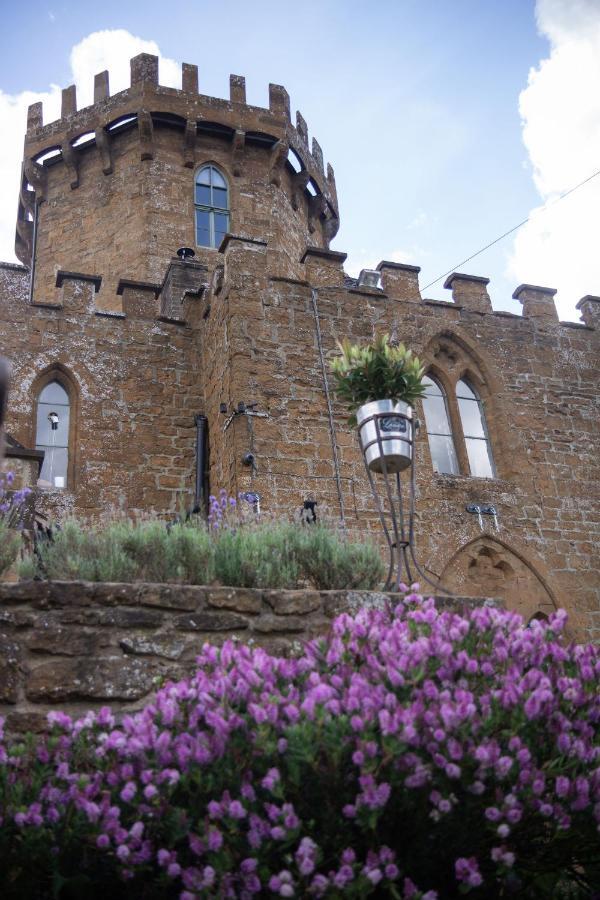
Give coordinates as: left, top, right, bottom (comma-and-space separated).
0, 580, 494, 732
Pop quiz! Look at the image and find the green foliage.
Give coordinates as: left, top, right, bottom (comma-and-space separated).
19, 518, 384, 591
22, 519, 214, 585
0, 521, 20, 576
330, 333, 426, 424
296, 525, 386, 590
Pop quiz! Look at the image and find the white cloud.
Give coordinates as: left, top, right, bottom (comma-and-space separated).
506, 0, 600, 321
0, 30, 179, 265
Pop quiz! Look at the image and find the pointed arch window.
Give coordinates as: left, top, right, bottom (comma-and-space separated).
456, 379, 495, 478
35, 380, 70, 489
421, 376, 459, 475
195, 165, 229, 249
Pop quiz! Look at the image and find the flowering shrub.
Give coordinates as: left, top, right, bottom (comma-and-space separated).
20, 491, 384, 590
0, 470, 31, 575
1, 593, 599, 898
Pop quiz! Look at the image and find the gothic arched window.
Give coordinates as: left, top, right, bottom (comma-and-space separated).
456, 379, 495, 478
421, 375, 459, 475
35, 380, 70, 489
195, 165, 230, 249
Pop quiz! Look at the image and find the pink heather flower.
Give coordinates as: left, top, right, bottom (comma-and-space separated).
497, 824, 510, 838
167, 863, 181, 878
229, 800, 247, 819
120, 782, 136, 802
116, 845, 130, 862
207, 800, 222, 819
207, 828, 223, 851
366, 868, 383, 885
157, 848, 171, 866
455, 857, 483, 887
333, 866, 353, 888
556, 776, 570, 798
130, 821, 144, 840
96, 834, 110, 849
143, 784, 158, 800
261, 768, 280, 792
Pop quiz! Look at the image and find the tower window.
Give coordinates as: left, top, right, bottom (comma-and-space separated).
35, 380, 70, 489
195, 165, 230, 249
421, 375, 459, 475
456, 379, 495, 478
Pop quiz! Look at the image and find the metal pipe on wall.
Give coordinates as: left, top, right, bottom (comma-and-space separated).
28, 199, 39, 305
194, 414, 208, 510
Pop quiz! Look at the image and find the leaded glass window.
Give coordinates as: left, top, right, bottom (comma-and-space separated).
36, 380, 70, 489
195, 165, 230, 249
456, 379, 495, 478
421, 376, 459, 475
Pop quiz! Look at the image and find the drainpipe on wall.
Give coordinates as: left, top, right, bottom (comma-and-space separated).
28, 198, 39, 305
194, 414, 208, 511
0, 357, 8, 464
310, 287, 346, 530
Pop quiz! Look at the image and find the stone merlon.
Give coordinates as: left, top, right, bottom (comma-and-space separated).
512, 283, 558, 322
444, 272, 492, 314
576, 294, 600, 328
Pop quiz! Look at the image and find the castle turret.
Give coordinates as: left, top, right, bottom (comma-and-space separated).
16, 53, 340, 306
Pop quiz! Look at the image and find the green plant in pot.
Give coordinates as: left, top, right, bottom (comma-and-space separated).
330, 333, 426, 473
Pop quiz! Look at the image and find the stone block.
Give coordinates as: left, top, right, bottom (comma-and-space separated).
175, 611, 248, 631
138, 584, 204, 611
251, 614, 306, 634
120, 635, 185, 660
263, 590, 321, 615
207, 587, 263, 614
26, 657, 157, 702
0, 636, 22, 703
26, 627, 99, 656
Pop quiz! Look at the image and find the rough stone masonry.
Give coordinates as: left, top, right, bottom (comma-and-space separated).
0, 53, 598, 638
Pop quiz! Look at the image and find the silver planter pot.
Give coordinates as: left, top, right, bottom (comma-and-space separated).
356, 399, 413, 473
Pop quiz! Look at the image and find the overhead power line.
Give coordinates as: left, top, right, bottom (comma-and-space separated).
420, 166, 600, 293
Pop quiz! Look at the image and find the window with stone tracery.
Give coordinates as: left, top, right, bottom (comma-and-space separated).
456, 378, 495, 478
421, 376, 459, 475
194, 165, 230, 249
421, 338, 496, 479
35, 380, 70, 489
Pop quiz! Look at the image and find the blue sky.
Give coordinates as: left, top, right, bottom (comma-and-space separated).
1, 0, 599, 319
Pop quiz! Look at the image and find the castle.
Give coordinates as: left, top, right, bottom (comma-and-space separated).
0, 53, 598, 638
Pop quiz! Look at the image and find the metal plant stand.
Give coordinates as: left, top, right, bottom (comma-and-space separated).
359, 407, 452, 594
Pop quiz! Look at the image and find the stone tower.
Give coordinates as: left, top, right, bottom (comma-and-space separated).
15, 54, 339, 300
1, 53, 598, 638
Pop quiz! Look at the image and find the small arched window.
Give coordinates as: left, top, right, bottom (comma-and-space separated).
456, 379, 495, 478
195, 165, 229, 249
421, 376, 459, 475
35, 380, 70, 489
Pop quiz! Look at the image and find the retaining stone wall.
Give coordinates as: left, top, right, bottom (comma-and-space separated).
0, 581, 497, 732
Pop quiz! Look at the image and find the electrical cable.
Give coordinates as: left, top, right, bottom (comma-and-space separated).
420, 166, 600, 293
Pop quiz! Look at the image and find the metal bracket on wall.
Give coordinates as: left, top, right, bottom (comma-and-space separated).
466, 503, 499, 531
222, 402, 268, 433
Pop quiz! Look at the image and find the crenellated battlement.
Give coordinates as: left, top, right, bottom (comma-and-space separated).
16, 54, 339, 265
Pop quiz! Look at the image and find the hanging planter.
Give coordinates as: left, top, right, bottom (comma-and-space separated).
356, 399, 413, 473
330, 334, 425, 473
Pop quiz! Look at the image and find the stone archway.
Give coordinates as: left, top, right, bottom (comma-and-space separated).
440, 536, 556, 622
